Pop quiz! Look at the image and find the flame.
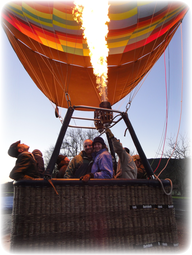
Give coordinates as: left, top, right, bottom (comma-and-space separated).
73, 0, 110, 102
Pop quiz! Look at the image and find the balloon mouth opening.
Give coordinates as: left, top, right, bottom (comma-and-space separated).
94, 101, 113, 132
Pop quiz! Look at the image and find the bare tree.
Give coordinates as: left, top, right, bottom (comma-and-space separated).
44, 128, 99, 168
60, 128, 99, 158
44, 145, 55, 169
165, 135, 192, 196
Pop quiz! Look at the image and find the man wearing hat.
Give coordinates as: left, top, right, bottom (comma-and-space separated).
55, 154, 70, 177
132, 155, 147, 179
106, 128, 137, 179
8, 141, 40, 180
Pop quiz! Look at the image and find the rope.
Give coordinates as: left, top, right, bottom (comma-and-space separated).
154, 45, 169, 173
151, 46, 171, 167
157, 22, 184, 178
47, 179, 59, 196
154, 175, 173, 196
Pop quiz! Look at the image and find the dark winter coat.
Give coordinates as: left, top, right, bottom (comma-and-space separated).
64, 151, 92, 178
112, 137, 137, 179
9, 152, 40, 181
32, 150, 45, 177
56, 164, 68, 178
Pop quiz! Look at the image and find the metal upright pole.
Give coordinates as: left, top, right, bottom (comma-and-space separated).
106, 133, 117, 174
45, 107, 74, 177
122, 112, 155, 179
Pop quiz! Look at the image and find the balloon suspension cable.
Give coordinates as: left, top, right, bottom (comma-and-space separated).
125, 101, 132, 112
124, 92, 143, 140
156, 22, 184, 178
124, 128, 128, 137
65, 93, 71, 108
55, 105, 63, 124
153, 43, 169, 173
124, 102, 131, 136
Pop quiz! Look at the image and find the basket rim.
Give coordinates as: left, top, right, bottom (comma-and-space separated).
13, 178, 171, 187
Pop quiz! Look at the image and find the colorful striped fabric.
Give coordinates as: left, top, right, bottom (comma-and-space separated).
3, 2, 186, 57
2, 2, 188, 108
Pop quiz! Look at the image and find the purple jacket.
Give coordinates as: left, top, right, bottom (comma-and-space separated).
91, 148, 113, 179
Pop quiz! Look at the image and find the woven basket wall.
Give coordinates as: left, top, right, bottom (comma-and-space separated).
11, 179, 178, 252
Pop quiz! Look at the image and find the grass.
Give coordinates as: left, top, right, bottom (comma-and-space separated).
1, 192, 14, 196
172, 196, 189, 199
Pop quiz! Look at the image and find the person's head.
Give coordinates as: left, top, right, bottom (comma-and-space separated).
57, 155, 70, 166
133, 155, 141, 168
64, 157, 70, 165
124, 147, 130, 154
8, 140, 29, 158
83, 139, 93, 156
32, 149, 43, 157
92, 137, 106, 152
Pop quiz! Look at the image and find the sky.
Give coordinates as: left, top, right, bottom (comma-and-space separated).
0, 3, 191, 184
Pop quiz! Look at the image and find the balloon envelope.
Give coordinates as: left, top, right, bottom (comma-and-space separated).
2, 2, 188, 108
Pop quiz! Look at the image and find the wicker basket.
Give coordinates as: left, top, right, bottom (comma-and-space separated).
11, 179, 178, 252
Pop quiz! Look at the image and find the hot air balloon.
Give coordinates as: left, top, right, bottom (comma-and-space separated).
2, 1, 188, 251
2, 1, 188, 177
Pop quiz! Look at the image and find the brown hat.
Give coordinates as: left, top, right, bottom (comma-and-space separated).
56, 155, 67, 165
8, 140, 20, 158
32, 149, 43, 157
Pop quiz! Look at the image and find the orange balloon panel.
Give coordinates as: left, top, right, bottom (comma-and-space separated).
2, 2, 188, 108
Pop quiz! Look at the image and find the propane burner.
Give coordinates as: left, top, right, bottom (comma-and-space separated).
94, 101, 113, 132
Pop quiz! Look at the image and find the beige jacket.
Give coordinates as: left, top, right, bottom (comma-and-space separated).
112, 137, 137, 179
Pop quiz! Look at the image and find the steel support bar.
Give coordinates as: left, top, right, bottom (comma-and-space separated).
45, 107, 74, 177
122, 112, 155, 179
106, 133, 117, 174
73, 105, 122, 114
